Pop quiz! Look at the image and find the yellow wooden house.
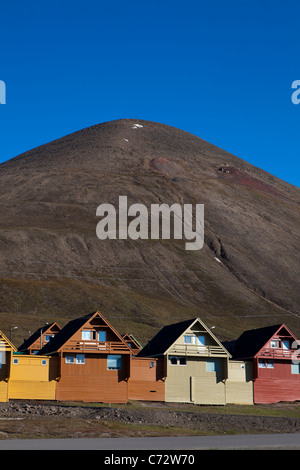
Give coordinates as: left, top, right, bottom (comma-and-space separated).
0, 330, 17, 402
8, 353, 59, 401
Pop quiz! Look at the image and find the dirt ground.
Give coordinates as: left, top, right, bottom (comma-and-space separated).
0, 401, 299, 440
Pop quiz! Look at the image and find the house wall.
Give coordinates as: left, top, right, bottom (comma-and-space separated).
0, 351, 11, 402
165, 356, 227, 405
8, 355, 58, 400
56, 353, 129, 403
128, 357, 165, 401
254, 359, 300, 403
226, 361, 253, 405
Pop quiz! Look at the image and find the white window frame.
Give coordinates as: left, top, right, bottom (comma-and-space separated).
184, 335, 192, 344
13, 358, 19, 365
169, 356, 178, 365
65, 355, 75, 364
41, 359, 47, 366
291, 363, 300, 374
259, 359, 274, 369
76, 354, 85, 364
82, 330, 91, 341
178, 357, 187, 366
107, 354, 122, 370
206, 359, 219, 372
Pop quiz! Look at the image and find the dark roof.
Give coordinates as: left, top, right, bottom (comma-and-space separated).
222, 324, 283, 359
38, 313, 96, 355
137, 318, 197, 358
18, 322, 58, 352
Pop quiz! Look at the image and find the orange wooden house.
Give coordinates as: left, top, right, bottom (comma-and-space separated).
38, 311, 133, 403
122, 333, 142, 355
18, 322, 61, 355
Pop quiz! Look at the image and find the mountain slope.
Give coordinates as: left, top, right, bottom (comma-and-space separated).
0, 119, 299, 344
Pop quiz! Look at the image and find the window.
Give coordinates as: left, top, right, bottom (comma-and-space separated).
98, 331, 106, 342
259, 359, 274, 368
184, 335, 192, 344
45, 335, 54, 342
197, 335, 206, 346
65, 354, 85, 364
169, 356, 178, 365
41, 359, 47, 366
82, 330, 91, 340
169, 356, 187, 366
65, 355, 75, 364
13, 358, 19, 365
150, 362, 156, 368
76, 354, 85, 364
291, 363, 300, 374
270, 340, 281, 348
206, 359, 219, 372
107, 355, 121, 370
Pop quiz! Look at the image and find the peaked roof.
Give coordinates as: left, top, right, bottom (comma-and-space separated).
18, 322, 61, 352
37, 311, 130, 355
0, 330, 17, 352
222, 324, 295, 359
137, 317, 229, 358
122, 333, 143, 350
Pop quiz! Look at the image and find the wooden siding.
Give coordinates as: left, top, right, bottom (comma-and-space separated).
165, 356, 227, 405
56, 353, 129, 403
128, 357, 165, 402
56, 376, 128, 403
0, 332, 16, 402
8, 355, 59, 401
191, 376, 226, 405
254, 378, 300, 404
0, 351, 11, 402
253, 358, 300, 403
226, 361, 253, 405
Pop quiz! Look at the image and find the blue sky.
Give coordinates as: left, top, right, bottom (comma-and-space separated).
0, 0, 299, 187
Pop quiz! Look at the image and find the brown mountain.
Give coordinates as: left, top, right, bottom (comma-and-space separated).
0, 119, 299, 345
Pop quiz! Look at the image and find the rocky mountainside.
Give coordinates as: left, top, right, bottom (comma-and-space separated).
0, 119, 299, 344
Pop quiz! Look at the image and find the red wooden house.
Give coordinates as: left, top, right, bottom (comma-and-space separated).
224, 324, 300, 404
38, 311, 132, 403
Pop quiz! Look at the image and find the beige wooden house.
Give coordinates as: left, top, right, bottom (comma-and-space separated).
138, 317, 253, 405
